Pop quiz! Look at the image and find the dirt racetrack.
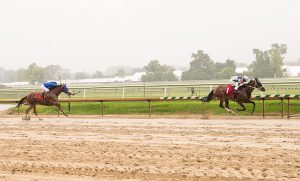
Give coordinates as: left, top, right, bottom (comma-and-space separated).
0, 117, 299, 181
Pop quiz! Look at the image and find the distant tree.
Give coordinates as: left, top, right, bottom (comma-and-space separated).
0, 67, 6, 82
43, 65, 71, 80
74, 72, 89, 79
181, 50, 214, 80
141, 60, 177, 82
92, 70, 104, 78
43, 65, 60, 80
15, 68, 26, 82
131, 67, 144, 74
59, 68, 72, 79
25, 63, 44, 84
114, 68, 126, 77
213, 59, 236, 79
249, 43, 287, 78
268, 43, 287, 78
248, 49, 274, 78
215, 67, 236, 79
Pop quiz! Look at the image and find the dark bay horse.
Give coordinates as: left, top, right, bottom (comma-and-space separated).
203, 78, 265, 114
17, 84, 73, 120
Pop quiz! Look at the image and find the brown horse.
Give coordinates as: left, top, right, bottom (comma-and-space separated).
17, 84, 73, 120
203, 78, 265, 114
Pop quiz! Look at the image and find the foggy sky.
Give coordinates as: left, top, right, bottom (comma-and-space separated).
0, 0, 299, 72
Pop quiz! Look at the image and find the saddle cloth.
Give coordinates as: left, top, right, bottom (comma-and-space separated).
34, 93, 44, 101
226, 84, 235, 95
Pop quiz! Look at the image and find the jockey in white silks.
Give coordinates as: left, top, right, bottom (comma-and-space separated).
230, 76, 250, 93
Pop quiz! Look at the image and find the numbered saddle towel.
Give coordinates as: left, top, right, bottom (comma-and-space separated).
226, 84, 235, 95
34, 93, 44, 101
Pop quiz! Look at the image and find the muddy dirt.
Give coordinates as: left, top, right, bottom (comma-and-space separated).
0, 117, 299, 180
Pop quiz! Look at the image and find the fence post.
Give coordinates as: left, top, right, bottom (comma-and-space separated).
68, 95, 71, 112
122, 88, 125, 98
148, 100, 151, 117
143, 84, 146, 97
262, 98, 265, 118
83, 89, 86, 98
287, 98, 290, 119
101, 101, 104, 117
281, 98, 284, 118
164, 87, 167, 97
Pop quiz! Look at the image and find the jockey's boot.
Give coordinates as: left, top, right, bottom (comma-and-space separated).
42, 92, 45, 99
234, 90, 238, 101
42, 91, 48, 100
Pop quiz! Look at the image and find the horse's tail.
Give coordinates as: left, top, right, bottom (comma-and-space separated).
16, 96, 27, 108
203, 90, 214, 102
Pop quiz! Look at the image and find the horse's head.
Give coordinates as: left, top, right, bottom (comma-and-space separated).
62, 84, 72, 95
56, 84, 71, 95
253, 77, 265, 92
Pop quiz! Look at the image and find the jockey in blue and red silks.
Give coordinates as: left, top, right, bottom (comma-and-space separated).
41, 81, 58, 93
230, 75, 250, 94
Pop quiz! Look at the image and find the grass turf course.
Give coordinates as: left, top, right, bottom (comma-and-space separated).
10, 99, 300, 116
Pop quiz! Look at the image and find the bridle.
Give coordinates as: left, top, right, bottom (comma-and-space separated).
247, 79, 263, 91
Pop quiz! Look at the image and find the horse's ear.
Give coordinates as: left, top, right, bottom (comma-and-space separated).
255, 77, 258, 81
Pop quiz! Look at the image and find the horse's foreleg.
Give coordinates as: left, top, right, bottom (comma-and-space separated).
247, 100, 256, 114
33, 105, 43, 121
236, 101, 246, 111
55, 104, 69, 117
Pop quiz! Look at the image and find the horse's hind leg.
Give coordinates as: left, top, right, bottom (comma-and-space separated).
55, 104, 69, 117
225, 99, 235, 114
236, 101, 246, 111
23, 105, 33, 120
33, 105, 43, 121
219, 99, 224, 108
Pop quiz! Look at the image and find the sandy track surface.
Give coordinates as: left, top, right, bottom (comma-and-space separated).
0, 117, 299, 180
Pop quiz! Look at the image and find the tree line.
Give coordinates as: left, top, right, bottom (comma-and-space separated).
0, 64, 104, 84
142, 43, 288, 81
0, 43, 291, 83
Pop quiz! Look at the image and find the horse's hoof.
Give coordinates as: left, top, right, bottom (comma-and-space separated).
39, 118, 43, 121
22, 115, 31, 120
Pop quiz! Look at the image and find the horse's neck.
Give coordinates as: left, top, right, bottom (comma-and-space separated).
50, 86, 64, 96
244, 81, 255, 97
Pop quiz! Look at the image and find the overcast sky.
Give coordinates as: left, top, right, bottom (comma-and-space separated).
0, 0, 299, 72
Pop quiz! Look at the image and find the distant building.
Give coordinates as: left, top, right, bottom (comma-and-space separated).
235, 67, 249, 74
283, 65, 300, 77
173, 70, 183, 80
2, 81, 30, 87
65, 72, 147, 84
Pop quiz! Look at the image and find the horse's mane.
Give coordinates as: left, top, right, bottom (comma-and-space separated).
240, 79, 254, 88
